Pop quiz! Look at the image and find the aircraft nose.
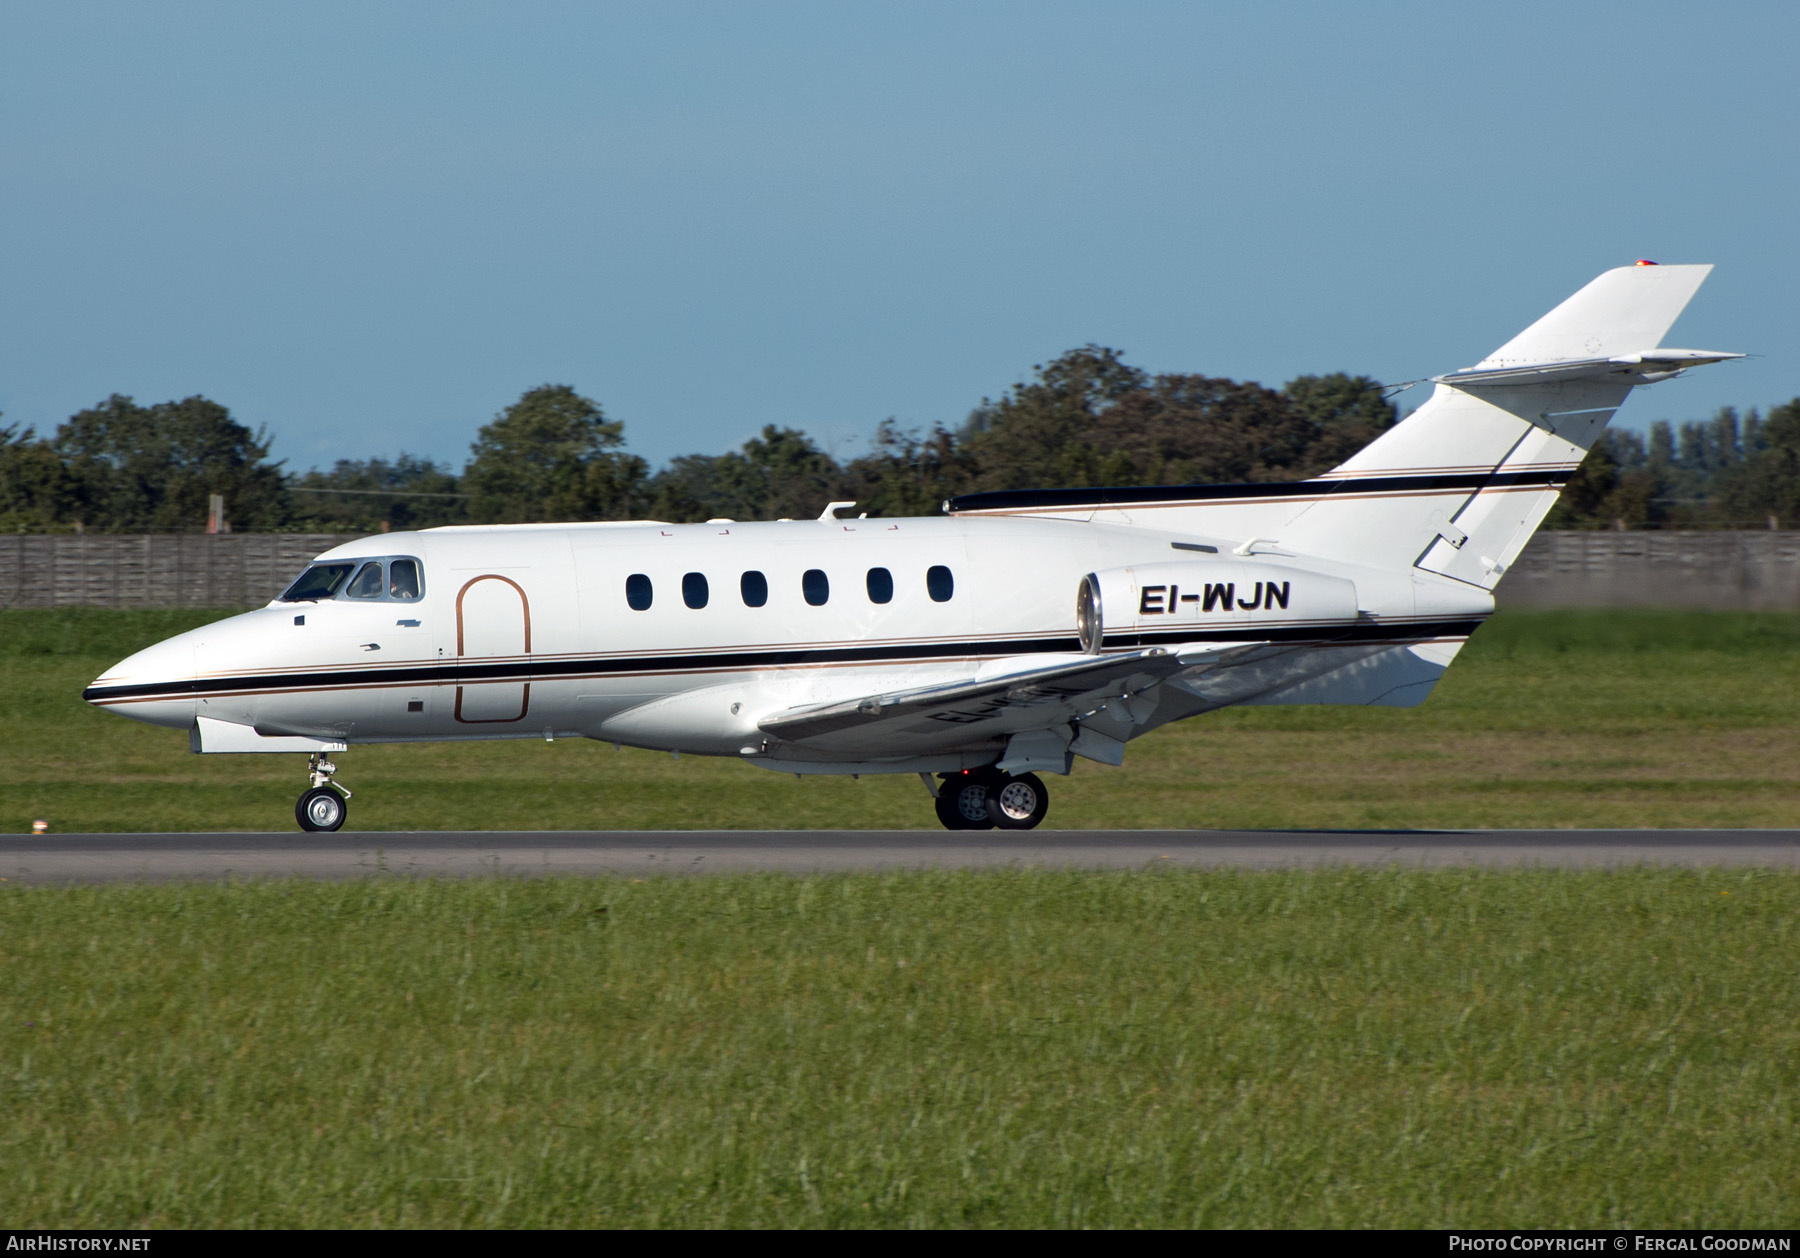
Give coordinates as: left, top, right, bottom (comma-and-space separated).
84, 636, 199, 730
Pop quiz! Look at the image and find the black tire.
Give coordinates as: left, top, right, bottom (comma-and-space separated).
987, 772, 1049, 830
935, 773, 996, 830
296, 786, 347, 832
933, 793, 968, 829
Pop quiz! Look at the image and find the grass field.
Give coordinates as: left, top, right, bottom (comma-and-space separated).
4, 607, 1800, 831
4, 611, 1797, 1227
2, 869, 1795, 1227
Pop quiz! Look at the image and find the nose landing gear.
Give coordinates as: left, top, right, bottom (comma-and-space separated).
296, 754, 352, 832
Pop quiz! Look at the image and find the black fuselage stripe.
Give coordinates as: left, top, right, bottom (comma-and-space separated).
946, 470, 1570, 513
82, 618, 1487, 703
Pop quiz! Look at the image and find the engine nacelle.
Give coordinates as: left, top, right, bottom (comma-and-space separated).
1076, 560, 1359, 652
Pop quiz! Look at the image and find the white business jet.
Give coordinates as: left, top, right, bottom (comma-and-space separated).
85, 263, 1741, 832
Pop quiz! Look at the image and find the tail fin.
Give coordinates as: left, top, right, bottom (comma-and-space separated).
1285, 262, 1738, 587
1476, 262, 1714, 367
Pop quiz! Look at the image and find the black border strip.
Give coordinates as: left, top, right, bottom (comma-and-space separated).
945, 470, 1569, 514
83, 617, 1486, 704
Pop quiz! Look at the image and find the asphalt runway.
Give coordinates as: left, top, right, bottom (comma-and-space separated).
2, 829, 1799, 883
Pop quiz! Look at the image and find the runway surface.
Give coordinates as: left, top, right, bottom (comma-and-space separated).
3, 829, 1799, 883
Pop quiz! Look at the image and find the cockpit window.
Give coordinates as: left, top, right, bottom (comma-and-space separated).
346, 562, 385, 599
280, 562, 356, 602
279, 556, 425, 603
388, 558, 422, 601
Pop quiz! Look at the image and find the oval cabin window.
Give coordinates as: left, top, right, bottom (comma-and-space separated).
927, 565, 954, 603
682, 572, 709, 610
866, 567, 893, 604
740, 571, 768, 607
802, 569, 829, 607
625, 573, 653, 611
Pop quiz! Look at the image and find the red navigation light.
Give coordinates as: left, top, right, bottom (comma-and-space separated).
1634, 259, 1659, 266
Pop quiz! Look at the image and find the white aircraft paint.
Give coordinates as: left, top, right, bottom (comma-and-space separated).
85, 263, 1743, 831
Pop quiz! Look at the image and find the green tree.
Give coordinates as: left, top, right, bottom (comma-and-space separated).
649, 426, 844, 523
1716, 399, 1800, 528
841, 420, 972, 518
1084, 373, 1322, 484
289, 454, 466, 532
0, 419, 73, 533
53, 395, 290, 532
1281, 373, 1397, 469
462, 385, 648, 523
957, 346, 1149, 490
1545, 431, 1663, 530
955, 346, 1390, 492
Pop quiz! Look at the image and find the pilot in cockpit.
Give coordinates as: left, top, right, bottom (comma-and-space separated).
388, 560, 421, 601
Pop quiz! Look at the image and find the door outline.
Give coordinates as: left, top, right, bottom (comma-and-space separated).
454, 574, 532, 724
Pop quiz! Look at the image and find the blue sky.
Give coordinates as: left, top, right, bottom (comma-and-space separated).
2, 1, 1794, 474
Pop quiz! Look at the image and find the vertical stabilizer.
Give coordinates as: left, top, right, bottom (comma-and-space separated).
1478, 263, 1713, 368
1279, 263, 1724, 586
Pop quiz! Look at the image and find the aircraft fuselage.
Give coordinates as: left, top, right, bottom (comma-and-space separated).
84, 512, 1476, 776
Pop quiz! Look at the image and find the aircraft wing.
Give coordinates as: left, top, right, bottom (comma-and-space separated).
757, 647, 1194, 753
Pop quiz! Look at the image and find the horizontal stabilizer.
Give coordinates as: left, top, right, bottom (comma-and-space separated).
1436, 348, 1744, 390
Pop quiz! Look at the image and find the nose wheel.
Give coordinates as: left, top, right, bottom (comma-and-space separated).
296, 754, 351, 832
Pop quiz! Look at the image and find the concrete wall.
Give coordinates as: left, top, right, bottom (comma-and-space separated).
4, 529, 1800, 611
1498, 530, 1800, 610
0, 533, 363, 608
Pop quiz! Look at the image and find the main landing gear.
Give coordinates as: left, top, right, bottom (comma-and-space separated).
296, 754, 352, 833
933, 768, 1051, 831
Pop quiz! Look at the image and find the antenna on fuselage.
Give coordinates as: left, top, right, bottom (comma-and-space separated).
818, 501, 857, 521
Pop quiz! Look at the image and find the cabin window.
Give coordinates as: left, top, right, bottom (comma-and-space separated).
387, 558, 422, 601
279, 562, 356, 602
927, 565, 954, 602
346, 561, 385, 599
802, 568, 829, 606
625, 573, 653, 611
866, 567, 893, 604
682, 572, 709, 610
741, 570, 768, 607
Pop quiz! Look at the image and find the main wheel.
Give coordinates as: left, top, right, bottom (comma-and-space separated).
296, 786, 347, 833
987, 772, 1049, 830
934, 773, 996, 830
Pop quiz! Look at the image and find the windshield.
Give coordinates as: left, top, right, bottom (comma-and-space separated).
280, 562, 356, 602
279, 555, 426, 603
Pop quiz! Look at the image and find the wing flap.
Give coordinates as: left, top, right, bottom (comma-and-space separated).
758, 648, 1183, 748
